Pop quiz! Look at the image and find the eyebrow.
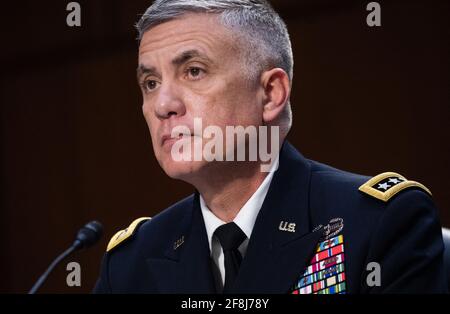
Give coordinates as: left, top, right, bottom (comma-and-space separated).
171, 49, 211, 66
137, 49, 212, 82
136, 65, 160, 82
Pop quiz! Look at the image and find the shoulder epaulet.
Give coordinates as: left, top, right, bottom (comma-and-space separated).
358, 172, 432, 202
107, 217, 151, 252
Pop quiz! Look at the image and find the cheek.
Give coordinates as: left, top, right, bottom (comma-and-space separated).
142, 110, 159, 147
216, 90, 261, 127
199, 79, 258, 121
142, 104, 152, 127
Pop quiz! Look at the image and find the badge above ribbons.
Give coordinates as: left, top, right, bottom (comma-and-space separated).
291, 218, 346, 294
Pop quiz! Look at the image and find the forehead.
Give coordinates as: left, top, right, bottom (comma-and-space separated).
138, 13, 237, 61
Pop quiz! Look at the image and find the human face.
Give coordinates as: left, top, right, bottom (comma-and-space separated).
138, 14, 264, 182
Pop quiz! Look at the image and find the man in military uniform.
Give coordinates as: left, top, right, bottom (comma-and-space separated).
93, 0, 448, 294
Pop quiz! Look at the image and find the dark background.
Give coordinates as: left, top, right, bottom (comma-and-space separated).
1, 0, 449, 293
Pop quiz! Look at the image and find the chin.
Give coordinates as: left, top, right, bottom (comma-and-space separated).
159, 158, 208, 183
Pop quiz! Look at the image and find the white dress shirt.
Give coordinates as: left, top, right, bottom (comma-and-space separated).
200, 157, 280, 286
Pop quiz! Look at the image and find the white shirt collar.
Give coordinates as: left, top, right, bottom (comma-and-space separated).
200, 156, 280, 253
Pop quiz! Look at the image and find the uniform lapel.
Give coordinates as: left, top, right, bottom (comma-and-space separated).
146, 193, 217, 293
233, 142, 323, 293
146, 142, 321, 294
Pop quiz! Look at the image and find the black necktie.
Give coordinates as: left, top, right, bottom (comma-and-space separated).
214, 222, 247, 293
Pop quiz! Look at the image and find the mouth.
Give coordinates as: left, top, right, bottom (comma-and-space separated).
161, 133, 193, 147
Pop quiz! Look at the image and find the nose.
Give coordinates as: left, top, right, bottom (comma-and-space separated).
153, 82, 186, 120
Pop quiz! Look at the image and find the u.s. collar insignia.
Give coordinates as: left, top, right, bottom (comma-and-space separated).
359, 172, 432, 202
279, 221, 296, 233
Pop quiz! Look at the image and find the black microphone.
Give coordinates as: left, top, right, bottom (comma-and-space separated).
28, 221, 103, 294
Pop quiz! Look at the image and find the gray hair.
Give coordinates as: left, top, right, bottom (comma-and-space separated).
136, 0, 293, 133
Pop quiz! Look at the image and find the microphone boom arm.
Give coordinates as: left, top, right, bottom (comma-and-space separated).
28, 220, 103, 294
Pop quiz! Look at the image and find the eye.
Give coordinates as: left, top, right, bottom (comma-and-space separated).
186, 67, 206, 80
142, 79, 159, 93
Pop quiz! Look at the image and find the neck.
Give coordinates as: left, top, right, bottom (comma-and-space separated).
193, 161, 269, 222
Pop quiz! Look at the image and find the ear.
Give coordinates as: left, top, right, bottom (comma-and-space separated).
260, 68, 291, 124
